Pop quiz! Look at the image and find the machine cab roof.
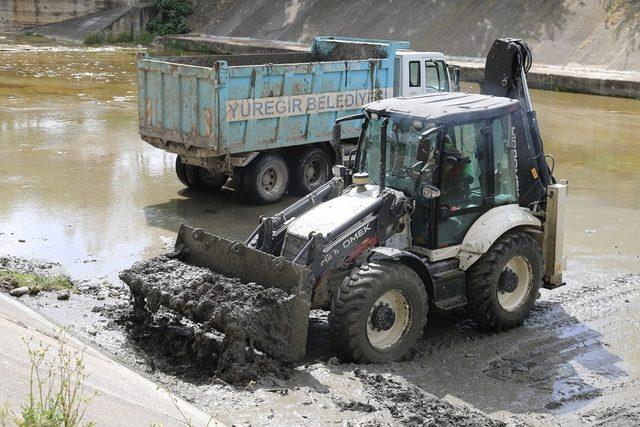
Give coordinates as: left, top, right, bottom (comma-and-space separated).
364, 92, 521, 124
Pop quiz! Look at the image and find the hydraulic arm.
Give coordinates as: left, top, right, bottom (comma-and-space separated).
480, 38, 555, 208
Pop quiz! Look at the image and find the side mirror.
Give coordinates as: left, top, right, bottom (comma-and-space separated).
331, 122, 342, 146
453, 67, 461, 92
421, 185, 441, 200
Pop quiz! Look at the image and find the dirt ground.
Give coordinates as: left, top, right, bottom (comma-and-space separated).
3, 254, 639, 426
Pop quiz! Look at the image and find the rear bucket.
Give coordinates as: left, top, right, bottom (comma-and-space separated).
172, 224, 314, 361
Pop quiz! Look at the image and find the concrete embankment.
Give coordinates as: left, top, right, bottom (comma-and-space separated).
0, 292, 221, 426
188, 0, 640, 73
28, 4, 156, 42
451, 59, 640, 99
0, 0, 135, 31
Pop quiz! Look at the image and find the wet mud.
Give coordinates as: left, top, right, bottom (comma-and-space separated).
352, 369, 503, 426
119, 255, 298, 384
3, 253, 640, 425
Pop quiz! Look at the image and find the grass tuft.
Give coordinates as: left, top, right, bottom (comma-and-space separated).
83, 33, 105, 45
0, 270, 74, 293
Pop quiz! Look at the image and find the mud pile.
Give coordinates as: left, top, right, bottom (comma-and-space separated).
119, 256, 300, 384
354, 369, 503, 426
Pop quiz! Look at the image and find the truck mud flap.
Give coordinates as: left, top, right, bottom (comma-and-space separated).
172, 224, 314, 361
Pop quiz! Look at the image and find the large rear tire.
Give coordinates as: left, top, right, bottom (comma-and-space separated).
466, 231, 543, 331
185, 165, 228, 190
175, 156, 190, 187
289, 147, 332, 195
241, 154, 289, 204
329, 261, 428, 363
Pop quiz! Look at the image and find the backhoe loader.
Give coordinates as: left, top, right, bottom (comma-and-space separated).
128, 39, 567, 363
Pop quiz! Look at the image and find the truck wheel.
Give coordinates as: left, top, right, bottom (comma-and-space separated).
175, 156, 190, 187
289, 147, 331, 195
329, 261, 428, 363
242, 154, 289, 204
466, 231, 543, 331
185, 165, 228, 190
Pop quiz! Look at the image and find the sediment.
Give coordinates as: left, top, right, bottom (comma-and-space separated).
119, 255, 301, 384
354, 369, 504, 426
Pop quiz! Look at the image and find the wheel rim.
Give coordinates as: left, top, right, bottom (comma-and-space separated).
260, 167, 278, 194
199, 168, 225, 187
366, 289, 412, 351
304, 158, 325, 187
497, 255, 532, 311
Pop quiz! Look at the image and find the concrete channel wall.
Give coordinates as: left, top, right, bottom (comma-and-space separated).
188, 0, 640, 73
0, 0, 136, 31
451, 60, 640, 100
30, 4, 156, 42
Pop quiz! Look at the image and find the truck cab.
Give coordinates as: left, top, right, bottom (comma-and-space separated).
394, 50, 454, 96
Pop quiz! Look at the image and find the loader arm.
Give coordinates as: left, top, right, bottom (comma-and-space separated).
247, 177, 345, 254
289, 189, 412, 289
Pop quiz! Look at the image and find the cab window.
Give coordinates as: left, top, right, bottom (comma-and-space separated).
360, 117, 437, 197
409, 61, 421, 87
492, 115, 518, 204
425, 61, 449, 91
437, 120, 491, 247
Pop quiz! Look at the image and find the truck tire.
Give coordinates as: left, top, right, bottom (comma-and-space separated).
185, 165, 228, 190
241, 154, 289, 204
289, 147, 332, 195
466, 231, 543, 331
329, 261, 428, 363
175, 156, 190, 187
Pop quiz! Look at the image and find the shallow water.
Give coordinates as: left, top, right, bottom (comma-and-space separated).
1, 35, 638, 279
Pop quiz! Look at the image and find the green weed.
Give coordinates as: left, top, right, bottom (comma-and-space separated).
83, 33, 105, 45
1, 332, 95, 426
0, 270, 73, 293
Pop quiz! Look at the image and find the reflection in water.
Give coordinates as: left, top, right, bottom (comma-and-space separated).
0, 36, 639, 280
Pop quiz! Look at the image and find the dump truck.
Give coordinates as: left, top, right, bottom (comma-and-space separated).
137, 36, 459, 203
129, 38, 566, 363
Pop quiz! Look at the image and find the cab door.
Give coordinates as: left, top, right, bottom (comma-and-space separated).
435, 119, 493, 248
424, 59, 450, 92
402, 57, 423, 97
399, 55, 451, 96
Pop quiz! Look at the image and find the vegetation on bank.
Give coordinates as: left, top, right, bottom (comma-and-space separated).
83, 30, 155, 46
0, 269, 74, 293
604, 0, 640, 48
0, 333, 95, 427
84, 0, 193, 46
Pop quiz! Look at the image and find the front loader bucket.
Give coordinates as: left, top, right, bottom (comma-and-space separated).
172, 224, 314, 361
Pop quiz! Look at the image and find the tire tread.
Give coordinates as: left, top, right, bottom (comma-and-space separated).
329, 261, 428, 363
466, 231, 542, 332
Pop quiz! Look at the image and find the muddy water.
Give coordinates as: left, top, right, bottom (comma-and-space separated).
0, 34, 294, 280
1, 35, 639, 281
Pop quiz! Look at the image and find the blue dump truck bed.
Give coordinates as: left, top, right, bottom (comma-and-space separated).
138, 37, 407, 154
137, 36, 452, 203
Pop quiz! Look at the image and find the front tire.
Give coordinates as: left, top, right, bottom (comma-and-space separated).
466, 231, 543, 331
329, 261, 428, 363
